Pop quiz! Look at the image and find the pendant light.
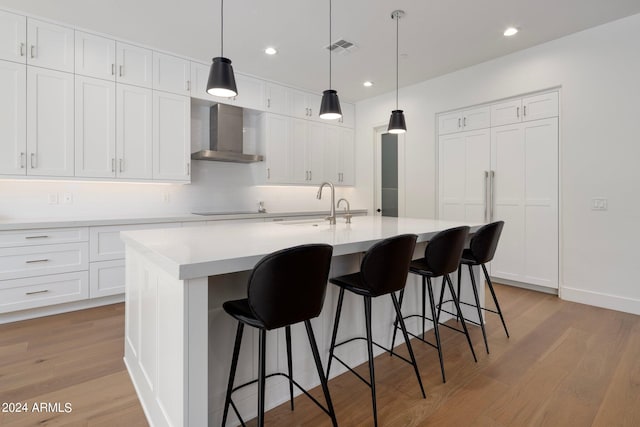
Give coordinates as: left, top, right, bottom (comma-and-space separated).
207, 0, 238, 97
388, 10, 406, 134
319, 0, 342, 120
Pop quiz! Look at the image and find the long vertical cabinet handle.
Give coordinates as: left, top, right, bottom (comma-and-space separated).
484, 171, 489, 222
267, 98, 271, 108
111, 64, 115, 75
523, 105, 527, 117
111, 158, 115, 172
20, 152, 26, 169
119, 65, 123, 77
267, 168, 270, 179
30, 45, 36, 58
490, 170, 495, 221
516, 107, 520, 118
19, 43, 25, 56
30, 153, 36, 169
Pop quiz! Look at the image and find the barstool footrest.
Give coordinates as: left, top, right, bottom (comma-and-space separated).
334, 336, 414, 366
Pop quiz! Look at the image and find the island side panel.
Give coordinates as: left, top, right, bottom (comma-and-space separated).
124, 247, 208, 427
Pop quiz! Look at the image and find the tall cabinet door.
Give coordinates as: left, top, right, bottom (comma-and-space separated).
0, 60, 26, 175
0, 10, 27, 63
307, 122, 325, 183
152, 91, 190, 181
75, 76, 116, 178
264, 114, 290, 183
290, 118, 308, 183
117, 84, 152, 179
26, 18, 74, 73
490, 118, 558, 288
438, 129, 491, 222
27, 66, 74, 177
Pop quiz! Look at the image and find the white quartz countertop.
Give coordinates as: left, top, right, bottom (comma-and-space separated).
121, 216, 483, 280
0, 210, 366, 231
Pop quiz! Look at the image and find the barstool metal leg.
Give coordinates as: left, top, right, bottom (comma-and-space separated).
456, 267, 462, 323
468, 264, 489, 354
363, 296, 378, 427
222, 322, 244, 427
257, 329, 267, 427
285, 325, 294, 410
389, 288, 405, 353
391, 292, 426, 398
326, 287, 345, 378
304, 320, 339, 427
445, 275, 477, 362
426, 276, 446, 383
421, 278, 426, 339
482, 264, 510, 338
436, 276, 446, 323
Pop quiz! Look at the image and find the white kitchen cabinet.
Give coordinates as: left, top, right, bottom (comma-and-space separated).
116, 84, 153, 179
75, 31, 116, 81
116, 42, 152, 88
0, 10, 27, 64
27, 66, 74, 177
264, 82, 288, 115
153, 52, 190, 96
324, 126, 354, 185
291, 119, 324, 184
89, 259, 124, 298
189, 61, 216, 102
0, 242, 88, 281
336, 102, 355, 128
152, 91, 191, 181
89, 222, 179, 262
438, 106, 490, 135
491, 92, 558, 126
231, 73, 264, 110
490, 118, 558, 288
263, 113, 290, 183
0, 60, 26, 175
26, 18, 74, 73
438, 128, 491, 222
0, 227, 88, 248
288, 88, 322, 121
75, 75, 116, 178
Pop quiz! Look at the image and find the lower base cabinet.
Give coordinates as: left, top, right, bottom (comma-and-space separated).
0, 271, 89, 313
89, 259, 125, 298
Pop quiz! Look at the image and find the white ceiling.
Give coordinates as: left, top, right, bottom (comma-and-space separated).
3, 0, 640, 102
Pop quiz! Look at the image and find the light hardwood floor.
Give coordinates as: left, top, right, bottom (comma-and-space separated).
0, 284, 638, 426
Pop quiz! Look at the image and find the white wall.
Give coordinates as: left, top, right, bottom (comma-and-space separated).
354, 13, 640, 314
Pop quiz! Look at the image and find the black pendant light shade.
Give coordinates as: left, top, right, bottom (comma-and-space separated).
319, 89, 342, 120
388, 109, 407, 134
207, 57, 237, 97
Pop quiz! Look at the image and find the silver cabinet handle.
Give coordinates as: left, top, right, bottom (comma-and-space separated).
516, 106, 520, 118
20, 152, 26, 169
26, 289, 49, 295
186, 163, 190, 175
25, 235, 49, 239
111, 158, 116, 172
305, 171, 308, 181
267, 168, 271, 179
267, 98, 271, 108
30, 153, 36, 168
490, 170, 495, 221
186, 80, 191, 91
111, 64, 115, 75
30, 45, 36, 58
309, 108, 312, 116
119, 65, 123, 77
305, 107, 309, 116
119, 159, 123, 172
19, 42, 25, 56
484, 171, 489, 222
26, 259, 49, 264
458, 118, 461, 128
309, 170, 312, 180
523, 105, 527, 117
463, 117, 467, 127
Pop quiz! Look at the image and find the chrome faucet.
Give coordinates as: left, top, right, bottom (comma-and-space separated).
317, 181, 336, 225
337, 198, 352, 223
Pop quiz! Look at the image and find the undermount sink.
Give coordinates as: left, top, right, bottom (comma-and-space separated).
277, 218, 327, 226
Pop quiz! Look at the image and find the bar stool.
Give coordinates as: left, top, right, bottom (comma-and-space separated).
221, 244, 338, 427
390, 226, 476, 384
454, 220, 509, 354
326, 234, 426, 427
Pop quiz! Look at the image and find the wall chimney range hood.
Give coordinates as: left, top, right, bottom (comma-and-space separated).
191, 104, 263, 163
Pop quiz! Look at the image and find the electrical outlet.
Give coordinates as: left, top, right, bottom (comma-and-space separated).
62, 192, 73, 204
592, 198, 608, 211
48, 194, 58, 205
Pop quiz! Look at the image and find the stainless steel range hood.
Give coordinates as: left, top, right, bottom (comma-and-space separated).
191, 104, 264, 163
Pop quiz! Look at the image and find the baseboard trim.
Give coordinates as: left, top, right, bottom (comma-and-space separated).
491, 277, 559, 295
560, 286, 640, 315
0, 294, 124, 324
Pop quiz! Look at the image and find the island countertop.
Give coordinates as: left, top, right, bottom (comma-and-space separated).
120, 216, 482, 280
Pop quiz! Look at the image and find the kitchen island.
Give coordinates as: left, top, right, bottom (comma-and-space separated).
121, 216, 484, 427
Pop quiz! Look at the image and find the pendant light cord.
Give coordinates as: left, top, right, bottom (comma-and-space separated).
329, 0, 332, 89
395, 11, 399, 110
220, 0, 224, 57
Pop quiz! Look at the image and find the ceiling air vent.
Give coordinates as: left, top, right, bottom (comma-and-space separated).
326, 39, 358, 54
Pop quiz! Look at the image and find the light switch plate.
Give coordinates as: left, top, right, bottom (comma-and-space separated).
592, 198, 608, 210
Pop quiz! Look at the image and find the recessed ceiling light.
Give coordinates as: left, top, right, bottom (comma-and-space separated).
503, 27, 518, 37
264, 47, 277, 55
363, 81, 373, 87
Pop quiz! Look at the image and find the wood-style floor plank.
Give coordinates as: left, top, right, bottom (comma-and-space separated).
1, 285, 639, 426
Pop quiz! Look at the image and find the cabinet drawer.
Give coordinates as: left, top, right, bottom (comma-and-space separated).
89, 222, 180, 262
90, 259, 124, 298
0, 227, 89, 248
0, 271, 89, 313
0, 242, 88, 280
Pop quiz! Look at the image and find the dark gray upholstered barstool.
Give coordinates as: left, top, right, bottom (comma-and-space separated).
390, 226, 476, 383
326, 234, 426, 427
221, 244, 337, 427
454, 220, 509, 354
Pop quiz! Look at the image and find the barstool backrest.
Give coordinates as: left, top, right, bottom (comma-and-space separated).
469, 221, 504, 264
248, 244, 333, 330
423, 226, 470, 276
361, 234, 418, 297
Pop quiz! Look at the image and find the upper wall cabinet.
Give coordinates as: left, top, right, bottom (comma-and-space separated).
116, 42, 152, 88
288, 89, 322, 121
438, 106, 490, 135
336, 102, 355, 128
190, 61, 216, 102
0, 60, 26, 175
230, 73, 264, 110
75, 31, 116, 81
153, 52, 190, 96
491, 92, 558, 126
264, 82, 288, 115
26, 18, 74, 73
0, 10, 26, 63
